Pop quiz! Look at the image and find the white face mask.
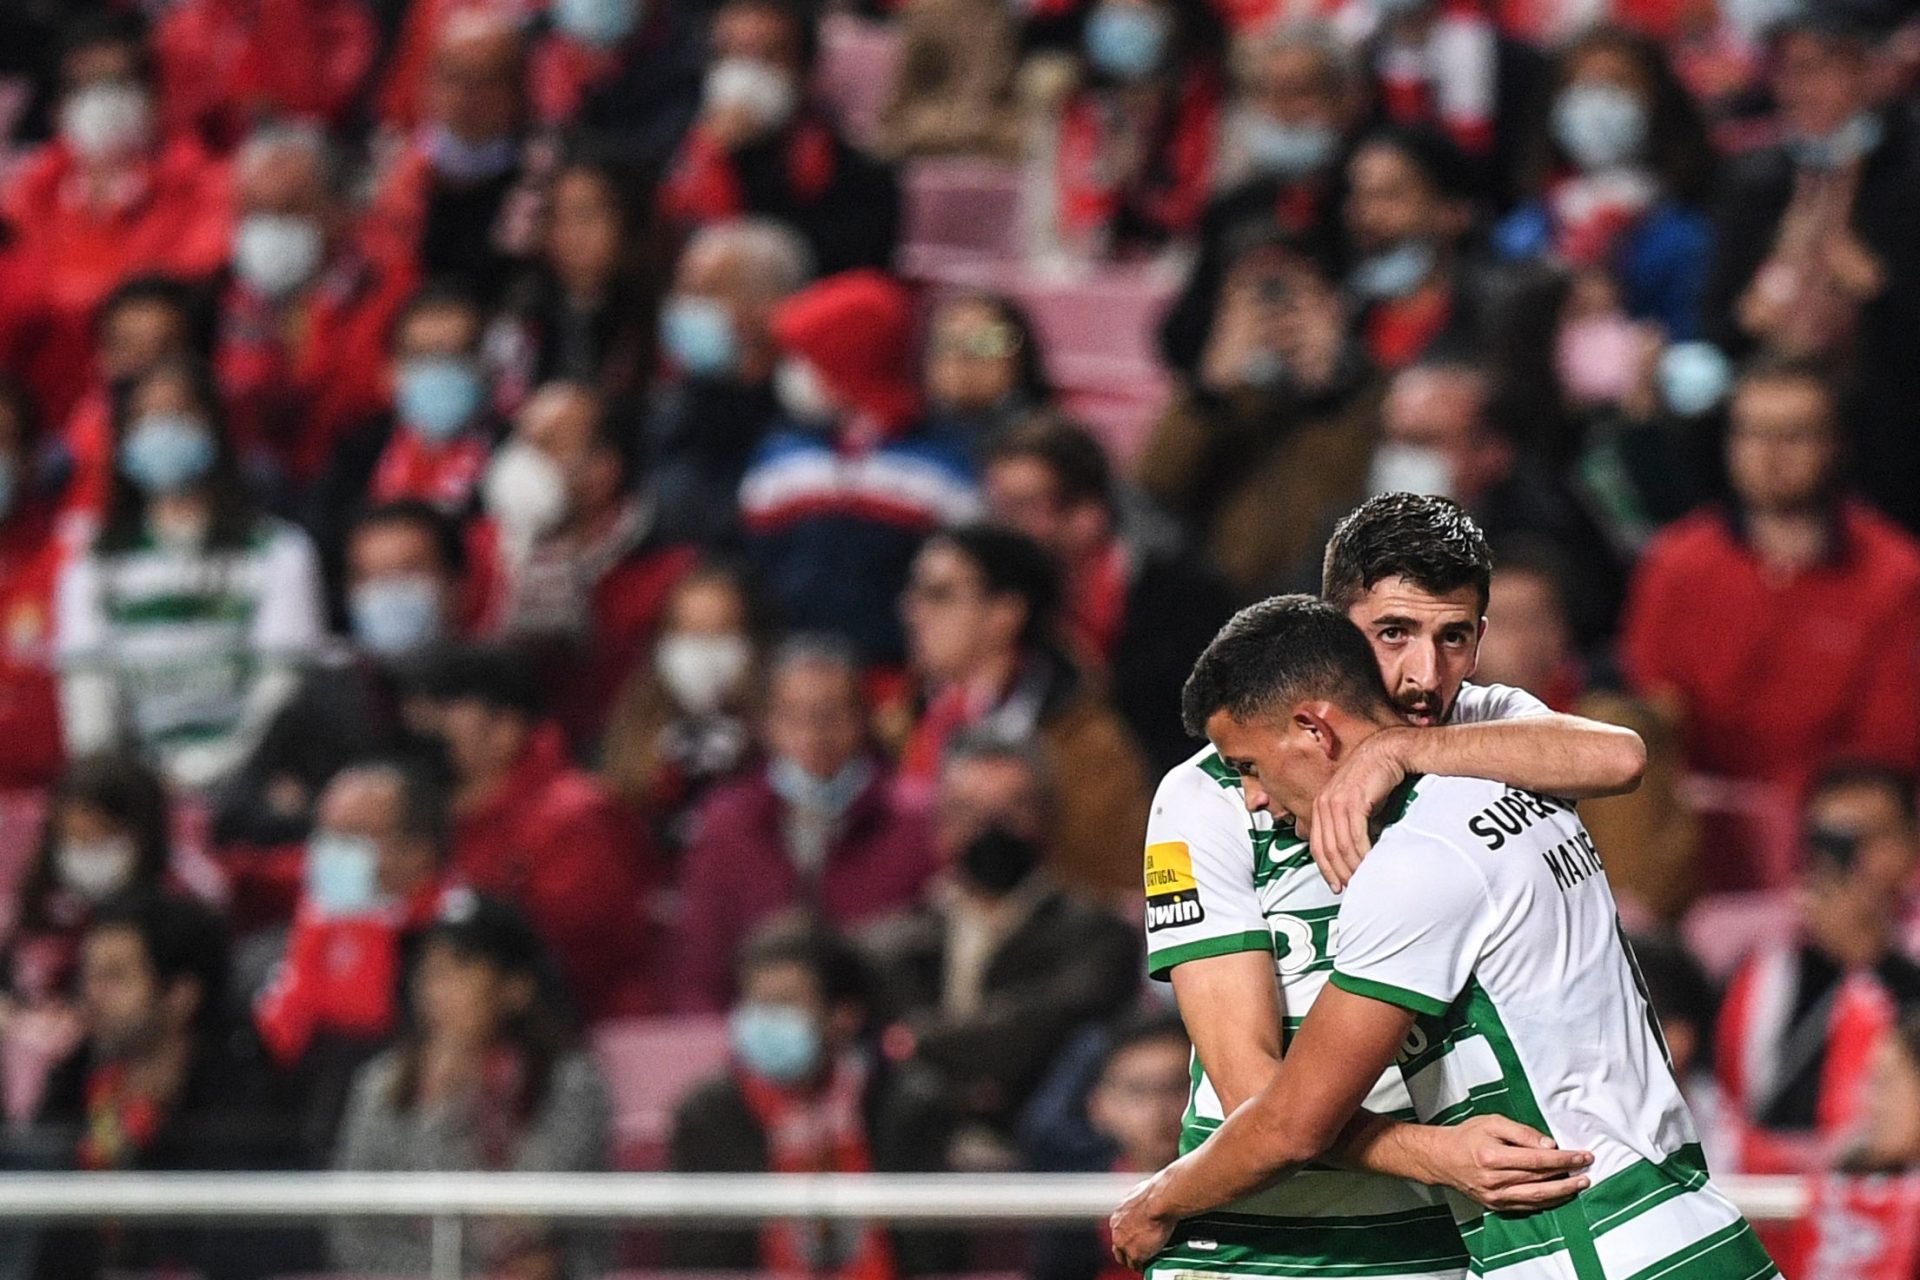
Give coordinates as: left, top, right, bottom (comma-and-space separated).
57, 837, 139, 903
655, 632, 753, 715
774, 358, 835, 423
61, 82, 152, 161
233, 213, 325, 300
1367, 441, 1457, 501
484, 442, 571, 540
703, 58, 799, 135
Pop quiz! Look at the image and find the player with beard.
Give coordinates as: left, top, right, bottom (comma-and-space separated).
1133, 494, 1644, 1280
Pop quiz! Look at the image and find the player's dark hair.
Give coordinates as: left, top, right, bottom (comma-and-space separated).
1321, 493, 1493, 615
982, 415, 1114, 516
1181, 595, 1396, 737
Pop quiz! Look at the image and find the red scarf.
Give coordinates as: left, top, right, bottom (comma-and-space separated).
1364, 285, 1453, 371
737, 1055, 895, 1280
1066, 542, 1130, 674
1784, 1173, 1920, 1280
1547, 171, 1657, 270
370, 426, 489, 512
661, 119, 838, 226
1056, 73, 1220, 247
78, 1062, 168, 1171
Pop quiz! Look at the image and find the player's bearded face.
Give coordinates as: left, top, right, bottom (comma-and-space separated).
1347, 579, 1484, 728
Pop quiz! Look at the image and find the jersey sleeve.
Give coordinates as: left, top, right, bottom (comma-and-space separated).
1452, 682, 1552, 725
1328, 831, 1492, 1017
1143, 764, 1273, 980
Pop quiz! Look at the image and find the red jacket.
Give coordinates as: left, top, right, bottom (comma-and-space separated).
451, 725, 662, 1021
1621, 503, 1920, 791
0, 500, 69, 791
675, 765, 936, 1013
152, 0, 379, 151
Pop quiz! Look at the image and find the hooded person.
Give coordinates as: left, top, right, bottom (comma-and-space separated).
737, 271, 978, 664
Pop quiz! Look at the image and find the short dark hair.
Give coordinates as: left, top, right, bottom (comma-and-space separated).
98, 275, 199, 339
982, 416, 1114, 515
89, 890, 230, 1034
337, 758, 450, 854
1732, 353, 1842, 430
351, 500, 468, 578
1808, 762, 1918, 825
736, 913, 875, 1016
1321, 493, 1493, 615
391, 281, 485, 354
1099, 1008, 1190, 1079
930, 524, 1061, 651
1181, 595, 1396, 737
415, 644, 546, 720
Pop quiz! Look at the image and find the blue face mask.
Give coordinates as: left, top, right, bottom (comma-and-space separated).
306, 831, 382, 917
1242, 116, 1338, 178
1349, 241, 1435, 301
729, 1001, 823, 1084
1551, 83, 1647, 172
1084, 5, 1170, 82
768, 756, 873, 817
1658, 341, 1733, 418
553, 0, 644, 47
121, 412, 217, 496
350, 575, 446, 658
1789, 112, 1883, 171
661, 296, 740, 378
397, 357, 485, 442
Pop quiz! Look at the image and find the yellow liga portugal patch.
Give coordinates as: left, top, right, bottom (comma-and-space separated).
1145, 841, 1205, 932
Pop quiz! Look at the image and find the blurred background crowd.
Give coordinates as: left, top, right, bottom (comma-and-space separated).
0, 0, 1914, 1274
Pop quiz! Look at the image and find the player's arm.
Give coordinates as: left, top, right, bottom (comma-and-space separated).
1170, 951, 1284, 1113
1310, 708, 1647, 890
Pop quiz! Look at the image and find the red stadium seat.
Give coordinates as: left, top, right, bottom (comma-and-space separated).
900, 160, 1027, 274
592, 1016, 732, 1171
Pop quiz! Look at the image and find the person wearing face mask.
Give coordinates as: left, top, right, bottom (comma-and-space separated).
1049, 0, 1226, 257
660, 0, 901, 275
669, 917, 932, 1273
0, 379, 70, 792
1, 16, 232, 428
738, 271, 979, 664
218, 122, 420, 485
529, 0, 706, 172
7, 756, 175, 1027
599, 565, 761, 845
676, 639, 936, 1014
150, 0, 378, 153
1492, 27, 1716, 340
1158, 21, 1354, 377
56, 359, 325, 793
872, 0, 1023, 161
866, 733, 1141, 1166
1703, 6, 1920, 535
645, 218, 811, 546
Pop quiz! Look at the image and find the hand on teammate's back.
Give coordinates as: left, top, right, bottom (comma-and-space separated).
1413, 1115, 1593, 1213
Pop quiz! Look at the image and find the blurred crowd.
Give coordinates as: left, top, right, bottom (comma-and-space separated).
0, 0, 1915, 1275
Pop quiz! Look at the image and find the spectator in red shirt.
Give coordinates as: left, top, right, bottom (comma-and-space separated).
3, 15, 231, 425
254, 760, 450, 1071
676, 637, 936, 1013
660, 0, 901, 277
217, 122, 418, 484
422, 644, 660, 1022
0, 379, 69, 790
150, 0, 380, 153
476, 383, 696, 748
1620, 356, 1920, 863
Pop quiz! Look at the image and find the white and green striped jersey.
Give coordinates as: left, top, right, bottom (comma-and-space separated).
1142, 684, 1548, 1280
1329, 773, 1777, 1280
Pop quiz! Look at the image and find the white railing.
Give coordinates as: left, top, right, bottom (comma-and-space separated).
0, 1172, 1807, 1280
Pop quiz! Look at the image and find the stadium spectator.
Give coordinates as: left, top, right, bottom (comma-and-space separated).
31, 891, 308, 1280
1627, 933, 1727, 1167
981, 416, 1232, 770
0, 379, 68, 790
1838, 1009, 1920, 1172
485, 156, 660, 419
1158, 20, 1355, 376
1716, 765, 1920, 1173
1703, 6, 1920, 533
529, 0, 706, 171
56, 358, 326, 792
898, 525, 1149, 891
872, 0, 1023, 161
150, 0, 378, 153
217, 123, 419, 486
368, 11, 536, 303
1572, 691, 1699, 926
1620, 357, 1920, 856
213, 502, 468, 853
331, 895, 612, 1280
647, 218, 811, 546
7, 756, 175, 1019
738, 271, 977, 664
477, 382, 695, 746
309, 285, 497, 581
420, 645, 661, 1021
1492, 25, 1715, 340
870, 732, 1142, 1162
676, 637, 935, 1014
600, 563, 763, 846
922, 292, 1054, 446
1472, 542, 1584, 710
668, 915, 930, 1273
1139, 231, 1376, 596
659, 0, 901, 275
1046, 0, 1226, 258
3, 15, 231, 425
